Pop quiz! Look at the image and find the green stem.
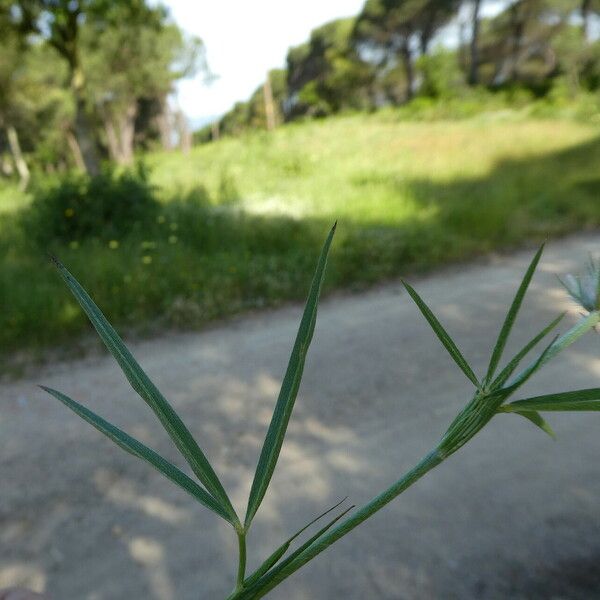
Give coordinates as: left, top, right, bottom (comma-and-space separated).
237, 449, 443, 599
541, 311, 599, 367
230, 311, 600, 599
236, 529, 247, 591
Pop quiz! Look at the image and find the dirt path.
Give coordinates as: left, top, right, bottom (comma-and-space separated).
2, 233, 600, 600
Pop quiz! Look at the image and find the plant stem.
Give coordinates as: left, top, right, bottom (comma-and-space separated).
231, 311, 600, 599
237, 449, 443, 599
541, 311, 599, 367
236, 529, 247, 592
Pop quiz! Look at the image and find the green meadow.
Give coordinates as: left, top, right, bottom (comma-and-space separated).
2, 112, 600, 364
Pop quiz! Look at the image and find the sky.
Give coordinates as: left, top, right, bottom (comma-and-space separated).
164, 1, 508, 126
164, 0, 367, 125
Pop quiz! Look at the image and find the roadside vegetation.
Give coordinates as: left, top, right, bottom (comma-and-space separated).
2, 1, 600, 365
40, 225, 600, 599
1, 112, 599, 362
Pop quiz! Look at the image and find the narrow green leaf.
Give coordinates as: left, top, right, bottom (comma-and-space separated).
510, 409, 556, 439
40, 386, 233, 523
243, 546, 289, 590
485, 245, 544, 384
401, 280, 479, 388
244, 498, 347, 588
535, 311, 600, 368
496, 334, 558, 399
271, 504, 354, 571
490, 313, 564, 391
51, 258, 236, 523
244, 224, 336, 528
503, 388, 600, 412
240, 504, 355, 599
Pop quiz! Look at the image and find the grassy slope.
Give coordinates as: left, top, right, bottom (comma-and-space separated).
2, 112, 600, 360
151, 114, 599, 224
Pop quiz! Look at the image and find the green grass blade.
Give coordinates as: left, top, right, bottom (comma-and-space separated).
240, 504, 355, 599
508, 409, 556, 439
503, 388, 600, 412
485, 245, 544, 384
244, 498, 347, 587
243, 546, 289, 590
244, 224, 336, 528
496, 335, 558, 398
490, 313, 564, 391
401, 280, 479, 388
268, 505, 354, 574
40, 386, 233, 523
51, 258, 236, 523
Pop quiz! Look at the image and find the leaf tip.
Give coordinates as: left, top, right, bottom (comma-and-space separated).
48, 253, 61, 268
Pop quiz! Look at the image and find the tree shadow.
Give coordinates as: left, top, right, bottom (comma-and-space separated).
344, 131, 600, 254
3, 232, 600, 598
2, 131, 600, 367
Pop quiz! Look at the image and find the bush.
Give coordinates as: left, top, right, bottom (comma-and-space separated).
417, 49, 467, 100
24, 164, 159, 247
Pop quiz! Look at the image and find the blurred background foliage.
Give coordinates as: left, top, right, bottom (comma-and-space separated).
197, 0, 600, 140
1, 0, 600, 368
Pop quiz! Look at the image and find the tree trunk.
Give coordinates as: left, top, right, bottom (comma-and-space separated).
212, 120, 220, 141
157, 95, 173, 150
175, 110, 191, 154
458, 19, 468, 72
71, 66, 101, 175
468, 0, 482, 85
6, 125, 30, 190
582, 0, 592, 42
101, 102, 137, 166
117, 102, 137, 165
419, 31, 430, 57
508, 3, 525, 83
103, 115, 121, 163
263, 74, 277, 131
494, 2, 525, 85
400, 39, 414, 101
1, 155, 14, 177
419, 11, 436, 57
66, 129, 87, 171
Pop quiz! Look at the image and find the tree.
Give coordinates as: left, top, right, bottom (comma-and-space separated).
263, 73, 277, 131
468, 0, 483, 84
353, 0, 461, 102
215, 69, 287, 136
286, 17, 373, 117
0, 13, 30, 186
82, 2, 206, 163
9, 0, 106, 174
3, 0, 207, 171
579, 0, 600, 42
471, 0, 572, 88
0, 6, 71, 182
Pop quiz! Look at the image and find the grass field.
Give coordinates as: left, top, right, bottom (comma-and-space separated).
1, 111, 600, 365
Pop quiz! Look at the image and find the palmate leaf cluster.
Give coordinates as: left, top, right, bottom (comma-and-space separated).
42, 227, 600, 599
404, 245, 600, 456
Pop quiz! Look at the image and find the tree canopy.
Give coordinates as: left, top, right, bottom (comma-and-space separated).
0, 0, 207, 179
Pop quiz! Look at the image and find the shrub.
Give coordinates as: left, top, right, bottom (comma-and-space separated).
417, 49, 468, 100
24, 164, 159, 247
